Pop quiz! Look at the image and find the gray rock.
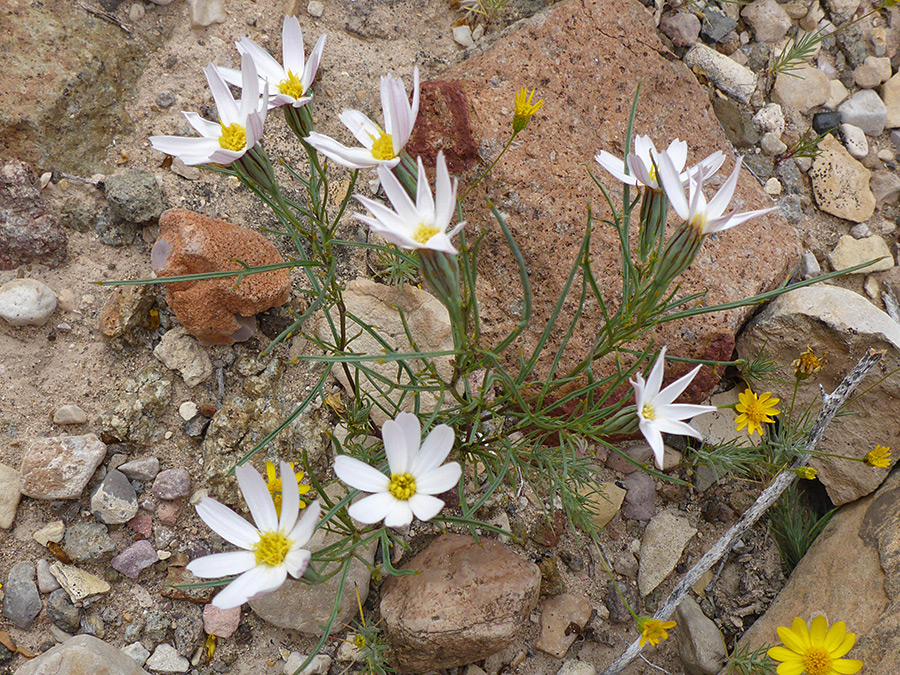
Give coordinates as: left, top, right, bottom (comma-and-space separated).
19, 433, 106, 499
827, 235, 893, 274
91, 469, 139, 524
15, 635, 150, 675
0, 159, 67, 270
53, 404, 88, 425
152, 326, 213, 387
99, 362, 173, 446
282, 653, 332, 675
840, 123, 868, 159
741, 0, 791, 42
675, 596, 727, 675
143, 611, 171, 645
683, 44, 757, 103
2, 561, 41, 628
151, 468, 191, 500
621, 471, 656, 521
36, 558, 60, 593
0, 462, 21, 529
112, 540, 158, 579
172, 604, 203, 656
379, 534, 541, 673
638, 510, 697, 596
145, 643, 189, 673
250, 526, 376, 634
122, 641, 151, 666
850, 223, 871, 239
659, 11, 701, 47
870, 169, 900, 207
760, 131, 787, 156
64, 521, 116, 563
809, 134, 875, 223
822, 0, 860, 22
839, 89, 888, 136
771, 64, 829, 113
118, 456, 160, 482
0, 278, 57, 326
737, 285, 900, 504
103, 168, 164, 225
47, 587, 83, 633
700, 7, 736, 42
883, 71, 900, 129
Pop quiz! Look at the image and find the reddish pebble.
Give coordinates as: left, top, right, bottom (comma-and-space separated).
128, 512, 154, 538
152, 468, 191, 500
203, 603, 241, 638
156, 499, 183, 526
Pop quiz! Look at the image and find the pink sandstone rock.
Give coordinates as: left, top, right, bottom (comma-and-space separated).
152, 208, 291, 344
406, 0, 800, 401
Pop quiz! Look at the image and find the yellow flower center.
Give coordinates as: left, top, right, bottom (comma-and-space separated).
802, 646, 833, 675
641, 404, 656, 421
277, 70, 305, 99
388, 472, 416, 500
370, 132, 395, 161
353, 634, 367, 649
412, 222, 441, 245
253, 530, 293, 567
218, 122, 247, 152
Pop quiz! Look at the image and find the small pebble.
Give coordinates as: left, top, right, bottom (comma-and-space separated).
850, 223, 871, 239
123, 641, 151, 666
146, 643, 190, 673
156, 91, 175, 108
36, 559, 61, 593
283, 653, 332, 675
152, 468, 192, 500
452, 24, 475, 48
33, 520, 65, 547
877, 149, 894, 162
119, 456, 160, 482
203, 604, 241, 638
47, 588, 82, 633
112, 540, 159, 579
2, 562, 42, 628
53, 404, 87, 425
840, 123, 869, 159
307, 0, 323, 17
178, 401, 198, 421
764, 177, 782, 195
129, 2, 144, 21
0, 279, 57, 327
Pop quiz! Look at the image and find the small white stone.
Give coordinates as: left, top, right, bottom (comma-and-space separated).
178, 401, 198, 421
472, 24, 484, 40
765, 177, 783, 195
840, 123, 869, 159
33, 520, 65, 547
53, 405, 88, 425
164, 431, 173, 440
146, 643, 189, 673
40, 172, 52, 189
761, 131, 787, 156
864, 275, 880, 299
283, 653, 332, 675
0, 279, 57, 326
189, 488, 209, 505
129, 2, 145, 21
877, 149, 894, 162
307, 0, 324, 17
452, 24, 475, 48
123, 641, 151, 665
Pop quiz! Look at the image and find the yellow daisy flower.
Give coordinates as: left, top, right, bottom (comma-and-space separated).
864, 445, 891, 468
735, 388, 781, 436
798, 467, 817, 480
265, 460, 311, 517
637, 617, 677, 647
792, 346, 826, 380
512, 87, 545, 134
767, 616, 862, 675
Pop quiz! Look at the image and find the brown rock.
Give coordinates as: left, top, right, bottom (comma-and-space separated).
99, 284, 157, 343
153, 208, 291, 344
0, 158, 67, 270
407, 0, 798, 398
534, 593, 593, 658
737, 472, 900, 673
19, 434, 106, 500
380, 534, 541, 672
809, 134, 876, 223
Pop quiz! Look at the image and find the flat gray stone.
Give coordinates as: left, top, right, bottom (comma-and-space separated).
839, 89, 888, 136
15, 635, 150, 675
19, 434, 106, 500
676, 596, 728, 675
2, 561, 41, 629
683, 44, 757, 103
638, 510, 697, 596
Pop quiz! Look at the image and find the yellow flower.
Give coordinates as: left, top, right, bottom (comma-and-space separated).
513, 87, 545, 133
798, 467, 818, 480
735, 388, 781, 436
637, 617, 677, 647
792, 346, 826, 380
767, 616, 862, 675
265, 460, 311, 517
864, 445, 891, 468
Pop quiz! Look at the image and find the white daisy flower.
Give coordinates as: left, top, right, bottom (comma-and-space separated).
149, 53, 267, 166
186, 462, 320, 609
304, 67, 420, 169
218, 15, 326, 110
354, 151, 465, 255
334, 412, 461, 528
595, 135, 725, 190
631, 347, 716, 469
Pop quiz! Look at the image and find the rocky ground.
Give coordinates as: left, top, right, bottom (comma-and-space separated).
1, 0, 900, 673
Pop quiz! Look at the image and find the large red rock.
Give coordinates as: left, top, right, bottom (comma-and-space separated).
152, 208, 291, 344
407, 0, 799, 399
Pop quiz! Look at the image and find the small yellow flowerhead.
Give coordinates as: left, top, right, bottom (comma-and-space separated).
768, 616, 862, 675
637, 617, 677, 647
734, 388, 781, 436
792, 345, 826, 380
513, 87, 545, 134
865, 445, 892, 468
797, 466, 818, 480
265, 460, 312, 517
